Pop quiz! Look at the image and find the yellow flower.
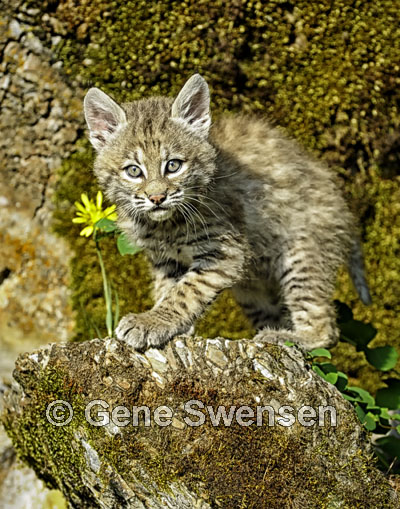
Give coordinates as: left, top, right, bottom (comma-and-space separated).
73, 191, 117, 237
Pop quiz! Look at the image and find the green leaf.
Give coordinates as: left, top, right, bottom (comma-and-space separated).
355, 404, 365, 423
391, 413, 400, 421
309, 348, 332, 359
312, 365, 337, 384
342, 393, 358, 402
378, 407, 391, 420
335, 300, 353, 323
365, 346, 398, 371
312, 365, 326, 378
117, 233, 142, 256
376, 379, 400, 409
95, 218, 118, 232
372, 448, 390, 469
335, 371, 348, 392
346, 386, 375, 406
324, 372, 339, 384
364, 405, 381, 412
363, 412, 377, 431
397, 425, 400, 434
319, 362, 337, 374
375, 436, 400, 460
284, 341, 295, 347
339, 320, 377, 348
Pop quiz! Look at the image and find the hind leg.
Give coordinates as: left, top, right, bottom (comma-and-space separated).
276, 239, 340, 349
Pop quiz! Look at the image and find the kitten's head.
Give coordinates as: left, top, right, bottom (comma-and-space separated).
83, 74, 216, 223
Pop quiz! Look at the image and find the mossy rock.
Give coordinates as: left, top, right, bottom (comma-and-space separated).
36, 0, 400, 173
2, 337, 398, 508
40, 0, 400, 387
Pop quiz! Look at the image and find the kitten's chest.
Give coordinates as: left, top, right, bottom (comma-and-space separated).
162, 244, 194, 266
140, 234, 195, 267
124, 219, 205, 268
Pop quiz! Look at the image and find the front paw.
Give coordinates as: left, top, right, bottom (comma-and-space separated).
115, 312, 174, 351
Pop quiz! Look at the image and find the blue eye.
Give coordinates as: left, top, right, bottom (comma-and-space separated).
166, 159, 182, 173
124, 165, 143, 178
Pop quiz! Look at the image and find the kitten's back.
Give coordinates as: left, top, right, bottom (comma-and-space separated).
212, 114, 352, 231
211, 113, 371, 304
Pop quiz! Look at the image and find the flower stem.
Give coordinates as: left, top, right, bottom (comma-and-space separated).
96, 242, 113, 337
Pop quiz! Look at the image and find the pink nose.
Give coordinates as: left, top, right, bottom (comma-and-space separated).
148, 193, 166, 205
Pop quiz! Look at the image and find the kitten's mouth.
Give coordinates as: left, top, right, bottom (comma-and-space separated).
148, 206, 174, 221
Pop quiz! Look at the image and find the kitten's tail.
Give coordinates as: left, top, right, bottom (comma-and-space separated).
348, 238, 372, 305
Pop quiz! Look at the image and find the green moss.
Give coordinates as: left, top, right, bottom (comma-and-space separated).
1, 367, 89, 496
45, 0, 400, 387
2, 341, 396, 507
94, 371, 394, 508
50, 0, 400, 173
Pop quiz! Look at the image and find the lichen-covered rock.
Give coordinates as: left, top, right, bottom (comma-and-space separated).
0, 208, 73, 380
0, 380, 67, 508
0, 424, 66, 509
0, 3, 79, 379
1, 336, 398, 508
28, 0, 400, 174
0, 3, 83, 224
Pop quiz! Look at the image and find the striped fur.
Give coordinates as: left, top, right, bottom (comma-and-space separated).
84, 75, 370, 351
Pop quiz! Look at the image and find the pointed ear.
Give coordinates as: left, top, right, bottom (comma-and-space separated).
84, 88, 127, 151
171, 74, 211, 138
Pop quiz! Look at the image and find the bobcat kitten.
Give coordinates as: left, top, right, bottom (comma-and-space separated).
83, 74, 371, 351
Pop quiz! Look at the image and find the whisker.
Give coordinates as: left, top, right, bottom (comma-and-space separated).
183, 201, 210, 243
214, 171, 241, 180
184, 192, 236, 231
180, 201, 200, 242
185, 194, 220, 221
176, 203, 192, 243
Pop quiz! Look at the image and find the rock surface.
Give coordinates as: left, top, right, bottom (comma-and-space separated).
1, 334, 398, 508
0, 381, 67, 508
0, 208, 73, 378
0, 0, 82, 382
0, 3, 82, 505
0, 2, 84, 224
0, 425, 66, 509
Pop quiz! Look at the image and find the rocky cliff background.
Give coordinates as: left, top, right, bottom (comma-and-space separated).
0, 0, 399, 506
0, 0, 80, 379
